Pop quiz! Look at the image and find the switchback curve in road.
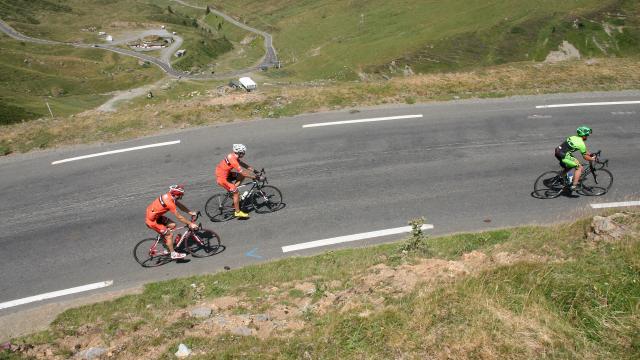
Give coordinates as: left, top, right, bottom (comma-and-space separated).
0, 3, 278, 80
172, 0, 279, 69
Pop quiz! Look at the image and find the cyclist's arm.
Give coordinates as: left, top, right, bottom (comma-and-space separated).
238, 160, 257, 179
174, 201, 197, 225
581, 150, 597, 162
175, 200, 194, 214
239, 159, 254, 173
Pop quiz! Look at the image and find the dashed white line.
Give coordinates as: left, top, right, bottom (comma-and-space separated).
282, 224, 434, 253
536, 100, 640, 109
51, 140, 180, 165
590, 201, 640, 209
0, 280, 113, 310
302, 114, 423, 128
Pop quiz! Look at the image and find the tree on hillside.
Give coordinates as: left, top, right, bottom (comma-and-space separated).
167, 5, 173, 14
206, 6, 211, 15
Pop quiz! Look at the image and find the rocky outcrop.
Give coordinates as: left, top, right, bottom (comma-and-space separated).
587, 213, 632, 242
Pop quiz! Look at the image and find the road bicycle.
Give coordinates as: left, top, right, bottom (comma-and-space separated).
205, 168, 284, 222
134, 212, 222, 267
533, 150, 613, 199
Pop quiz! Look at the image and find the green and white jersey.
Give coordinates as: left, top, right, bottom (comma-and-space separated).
558, 135, 587, 157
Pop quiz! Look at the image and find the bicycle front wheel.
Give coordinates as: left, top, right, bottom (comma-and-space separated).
186, 228, 222, 258
253, 185, 283, 213
133, 238, 171, 267
205, 193, 235, 222
580, 168, 613, 196
533, 171, 565, 199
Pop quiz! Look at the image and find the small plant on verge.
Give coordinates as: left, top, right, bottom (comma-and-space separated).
399, 217, 431, 256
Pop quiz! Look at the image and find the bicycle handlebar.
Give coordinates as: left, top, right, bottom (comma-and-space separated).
252, 168, 268, 184
588, 150, 608, 169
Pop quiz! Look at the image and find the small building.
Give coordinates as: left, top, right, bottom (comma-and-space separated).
175, 49, 186, 57
98, 31, 106, 36
105, 35, 113, 42
161, 25, 165, 29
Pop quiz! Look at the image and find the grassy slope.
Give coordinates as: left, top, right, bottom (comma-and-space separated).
201, 12, 266, 72
5, 212, 639, 358
0, 33, 162, 124
193, 0, 639, 80
0, 0, 236, 123
0, 0, 235, 71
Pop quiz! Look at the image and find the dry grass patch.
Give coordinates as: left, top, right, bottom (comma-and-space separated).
2, 57, 640, 155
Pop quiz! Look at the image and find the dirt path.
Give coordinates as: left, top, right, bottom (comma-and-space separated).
97, 79, 174, 112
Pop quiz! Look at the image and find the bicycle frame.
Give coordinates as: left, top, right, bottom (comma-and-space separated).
149, 213, 203, 255
577, 150, 608, 187
221, 169, 269, 207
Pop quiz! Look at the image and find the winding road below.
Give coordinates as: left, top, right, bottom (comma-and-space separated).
0, 1, 278, 80
172, 0, 278, 69
1, 91, 639, 337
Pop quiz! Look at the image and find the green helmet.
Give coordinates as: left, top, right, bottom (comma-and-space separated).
577, 126, 592, 137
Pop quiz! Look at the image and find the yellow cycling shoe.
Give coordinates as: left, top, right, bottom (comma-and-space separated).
234, 210, 250, 218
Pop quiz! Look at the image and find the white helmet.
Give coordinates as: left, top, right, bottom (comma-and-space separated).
232, 144, 246, 154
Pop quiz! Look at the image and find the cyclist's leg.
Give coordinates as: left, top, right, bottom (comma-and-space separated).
573, 163, 584, 187
561, 156, 580, 188
219, 176, 247, 216
229, 171, 244, 187
162, 218, 178, 254
218, 176, 241, 212
146, 217, 172, 255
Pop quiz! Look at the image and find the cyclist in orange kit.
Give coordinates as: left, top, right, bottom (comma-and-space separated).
145, 184, 198, 259
215, 144, 261, 218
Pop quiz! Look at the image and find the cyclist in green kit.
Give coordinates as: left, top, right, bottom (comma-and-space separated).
554, 126, 597, 192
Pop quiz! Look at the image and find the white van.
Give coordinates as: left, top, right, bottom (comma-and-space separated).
238, 77, 257, 92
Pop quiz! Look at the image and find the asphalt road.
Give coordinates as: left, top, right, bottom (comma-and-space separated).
0, 91, 639, 315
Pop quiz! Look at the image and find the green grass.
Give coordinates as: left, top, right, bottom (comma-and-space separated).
0, 0, 239, 71
5, 212, 639, 358
202, 13, 266, 72
186, 0, 640, 79
0, 33, 162, 123
0, 0, 237, 122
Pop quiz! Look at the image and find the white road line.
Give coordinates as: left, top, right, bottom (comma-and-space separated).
282, 224, 434, 253
0, 280, 113, 310
302, 114, 423, 128
51, 140, 181, 165
536, 100, 640, 109
590, 201, 640, 209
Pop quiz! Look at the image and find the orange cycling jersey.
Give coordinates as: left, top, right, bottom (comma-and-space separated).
145, 193, 177, 222
215, 153, 242, 179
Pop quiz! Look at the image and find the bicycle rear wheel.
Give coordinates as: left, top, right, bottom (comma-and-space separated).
533, 171, 565, 199
186, 228, 222, 258
580, 168, 613, 196
205, 193, 235, 222
133, 238, 171, 267
252, 185, 283, 213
